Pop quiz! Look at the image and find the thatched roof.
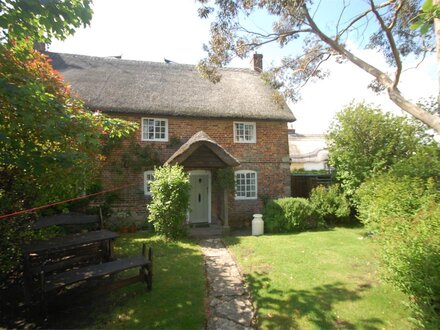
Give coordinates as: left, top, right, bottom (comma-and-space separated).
166, 131, 240, 167
49, 52, 295, 121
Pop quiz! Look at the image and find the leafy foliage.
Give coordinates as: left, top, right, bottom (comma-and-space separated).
214, 167, 235, 191
411, 0, 440, 34
358, 179, 440, 328
148, 165, 191, 240
263, 197, 322, 233
0, 0, 93, 43
376, 203, 440, 329
356, 174, 438, 230
357, 162, 440, 327
0, 41, 137, 279
0, 41, 138, 213
327, 102, 432, 204
309, 185, 351, 224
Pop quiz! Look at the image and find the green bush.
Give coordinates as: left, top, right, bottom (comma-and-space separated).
263, 197, 322, 233
379, 203, 440, 329
0, 216, 34, 281
357, 174, 440, 327
309, 185, 351, 224
327, 102, 433, 205
356, 174, 438, 230
147, 165, 190, 240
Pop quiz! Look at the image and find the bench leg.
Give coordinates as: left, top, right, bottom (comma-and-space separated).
141, 245, 153, 291
146, 263, 153, 291
39, 271, 48, 318
139, 265, 152, 291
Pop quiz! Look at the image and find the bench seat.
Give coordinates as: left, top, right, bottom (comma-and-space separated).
43, 255, 151, 292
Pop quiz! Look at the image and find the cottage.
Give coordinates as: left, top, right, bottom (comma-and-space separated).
50, 52, 295, 228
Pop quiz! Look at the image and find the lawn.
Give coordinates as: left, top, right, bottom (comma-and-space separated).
224, 228, 412, 330
93, 232, 205, 329
47, 232, 206, 329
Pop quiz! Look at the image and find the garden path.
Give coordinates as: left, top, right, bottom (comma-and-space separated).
200, 238, 256, 329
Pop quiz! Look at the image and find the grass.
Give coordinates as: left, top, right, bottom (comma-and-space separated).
92, 232, 206, 329
48, 232, 206, 329
224, 228, 412, 330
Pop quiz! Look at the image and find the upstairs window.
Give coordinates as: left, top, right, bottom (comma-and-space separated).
142, 118, 168, 141
234, 122, 256, 143
144, 171, 154, 196
235, 170, 257, 200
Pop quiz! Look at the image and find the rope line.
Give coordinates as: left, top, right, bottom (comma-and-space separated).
0, 182, 138, 220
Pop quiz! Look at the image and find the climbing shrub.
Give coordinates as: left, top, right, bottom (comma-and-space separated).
309, 185, 351, 225
263, 197, 322, 233
147, 165, 190, 240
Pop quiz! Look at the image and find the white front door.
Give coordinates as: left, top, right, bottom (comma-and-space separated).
189, 171, 211, 223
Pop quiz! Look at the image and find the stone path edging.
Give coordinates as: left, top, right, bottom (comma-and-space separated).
200, 238, 257, 330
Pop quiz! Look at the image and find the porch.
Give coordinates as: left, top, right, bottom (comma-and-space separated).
166, 131, 240, 233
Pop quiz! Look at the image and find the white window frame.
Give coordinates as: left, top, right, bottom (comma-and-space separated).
141, 118, 168, 142
234, 121, 256, 143
144, 170, 154, 196
234, 170, 258, 200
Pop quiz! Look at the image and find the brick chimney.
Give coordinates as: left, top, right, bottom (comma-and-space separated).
250, 53, 263, 73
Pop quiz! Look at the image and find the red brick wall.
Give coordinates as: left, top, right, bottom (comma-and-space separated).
101, 115, 291, 228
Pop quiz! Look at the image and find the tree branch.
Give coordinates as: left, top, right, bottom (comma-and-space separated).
369, 0, 402, 88
336, 0, 396, 39
300, 53, 332, 87
388, 0, 404, 29
301, 3, 440, 133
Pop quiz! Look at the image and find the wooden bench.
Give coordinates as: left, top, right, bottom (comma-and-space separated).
39, 244, 153, 309
22, 212, 153, 306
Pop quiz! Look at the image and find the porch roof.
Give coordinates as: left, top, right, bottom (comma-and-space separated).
165, 131, 240, 168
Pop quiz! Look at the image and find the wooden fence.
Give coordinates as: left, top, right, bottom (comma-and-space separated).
291, 174, 333, 198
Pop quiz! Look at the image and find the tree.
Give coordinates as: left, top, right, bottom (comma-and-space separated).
0, 0, 93, 43
0, 40, 138, 213
196, 0, 440, 134
0, 1, 137, 278
327, 102, 433, 203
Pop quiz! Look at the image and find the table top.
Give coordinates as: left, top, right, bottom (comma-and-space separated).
32, 213, 100, 229
23, 229, 119, 254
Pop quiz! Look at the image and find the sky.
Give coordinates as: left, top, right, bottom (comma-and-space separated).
49, 0, 437, 134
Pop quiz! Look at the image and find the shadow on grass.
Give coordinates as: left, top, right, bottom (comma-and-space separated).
1, 232, 206, 330
247, 272, 384, 330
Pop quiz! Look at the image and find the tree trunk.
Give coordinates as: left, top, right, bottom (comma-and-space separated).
435, 0, 440, 115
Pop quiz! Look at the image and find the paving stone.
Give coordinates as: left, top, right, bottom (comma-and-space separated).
208, 316, 249, 330
215, 297, 254, 326
200, 238, 256, 330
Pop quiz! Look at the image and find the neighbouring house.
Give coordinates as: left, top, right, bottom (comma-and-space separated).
288, 130, 329, 171
50, 52, 295, 228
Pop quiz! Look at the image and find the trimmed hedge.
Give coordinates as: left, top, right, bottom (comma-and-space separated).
263, 197, 323, 233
